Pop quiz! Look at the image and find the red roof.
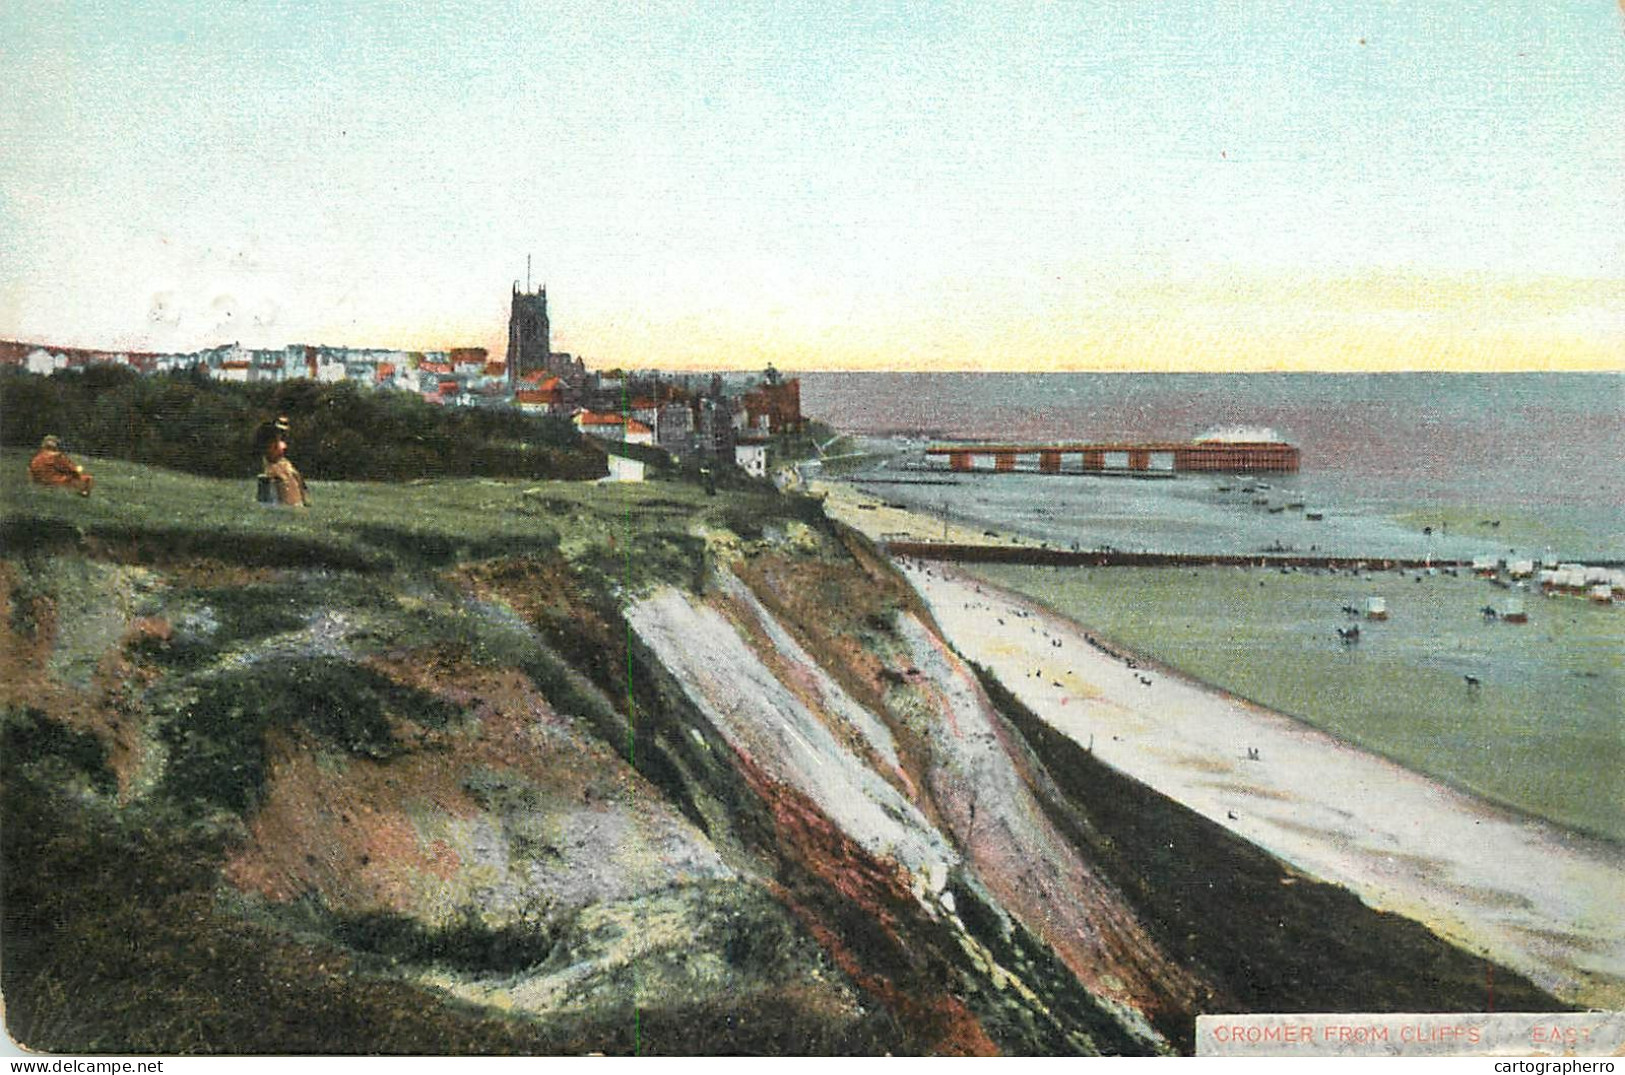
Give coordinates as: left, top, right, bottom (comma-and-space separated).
626, 419, 653, 435
577, 412, 625, 427
420, 362, 453, 375
514, 389, 559, 405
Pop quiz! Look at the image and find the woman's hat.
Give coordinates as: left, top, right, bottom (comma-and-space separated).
41, 435, 60, 450
273, 416, 291, 433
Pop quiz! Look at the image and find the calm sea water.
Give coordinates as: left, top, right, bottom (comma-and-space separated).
802, 373, 1625, 560
805, 372, 1625, 842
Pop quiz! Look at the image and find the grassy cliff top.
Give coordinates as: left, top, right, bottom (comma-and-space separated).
2, 449, 822, 588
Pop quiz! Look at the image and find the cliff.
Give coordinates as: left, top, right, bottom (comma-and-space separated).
0, 454, 1563, 1054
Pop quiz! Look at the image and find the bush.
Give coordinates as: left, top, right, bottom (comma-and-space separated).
161, 657, 457, 813
0, 369, 603, 483
330, 907, 556, 974
0, 707, 116, 795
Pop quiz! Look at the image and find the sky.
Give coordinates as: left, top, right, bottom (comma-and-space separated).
1, 0, 1622, 371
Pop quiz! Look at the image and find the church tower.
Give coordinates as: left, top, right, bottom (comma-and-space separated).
506, 283, 550, 389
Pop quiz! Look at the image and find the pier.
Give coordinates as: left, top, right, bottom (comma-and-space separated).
926, 439, 1299, 475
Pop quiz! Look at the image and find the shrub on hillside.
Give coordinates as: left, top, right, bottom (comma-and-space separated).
160, 657, 457, 813
0, 707, 117, 796
330, 908, 556, 974
0, 369, 604, 482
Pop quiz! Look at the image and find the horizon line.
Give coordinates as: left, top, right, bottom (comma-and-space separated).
5, 336, 1623, 377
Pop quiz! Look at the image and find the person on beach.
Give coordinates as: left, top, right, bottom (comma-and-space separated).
28, 436, 93, 497
255, 416, 308, 507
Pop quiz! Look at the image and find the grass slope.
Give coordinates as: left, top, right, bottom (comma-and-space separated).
2, 449, 800, 585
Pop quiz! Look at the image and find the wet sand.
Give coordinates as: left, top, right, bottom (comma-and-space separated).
817, 480, 1625, 1007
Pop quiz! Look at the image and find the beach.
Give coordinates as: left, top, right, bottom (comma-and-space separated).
817, 479, 1625, 1008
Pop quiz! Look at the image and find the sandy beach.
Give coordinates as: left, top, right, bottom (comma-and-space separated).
817, 479, 1625, 1008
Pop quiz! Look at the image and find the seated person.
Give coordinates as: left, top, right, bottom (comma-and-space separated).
259, 417, 308, 507
28, 436, 93, 497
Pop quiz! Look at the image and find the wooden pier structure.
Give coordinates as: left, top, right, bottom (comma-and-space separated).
926, 439, 1299, 475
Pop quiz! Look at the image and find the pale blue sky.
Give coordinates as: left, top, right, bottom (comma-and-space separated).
2, 1, 1621, 368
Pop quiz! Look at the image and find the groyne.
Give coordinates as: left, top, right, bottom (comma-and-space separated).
885, 542, 1468, 571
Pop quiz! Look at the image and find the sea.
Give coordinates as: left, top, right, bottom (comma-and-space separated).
800, 372, 1625, 562
802, 371, 1624, 844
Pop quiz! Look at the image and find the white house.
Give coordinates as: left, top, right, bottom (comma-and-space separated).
735, 439, 768, 478
624, 419, 655, 447
25, 349, 63, 375
574, 410, 628, 441
212, 346, 253, 383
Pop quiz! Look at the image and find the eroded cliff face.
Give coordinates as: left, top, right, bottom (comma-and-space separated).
2, 493, 1190, 1054
1, 488, 1564, 1055
627, 565, 1209, 1049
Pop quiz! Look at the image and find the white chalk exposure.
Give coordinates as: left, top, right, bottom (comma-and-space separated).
627, 587, 956, 876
